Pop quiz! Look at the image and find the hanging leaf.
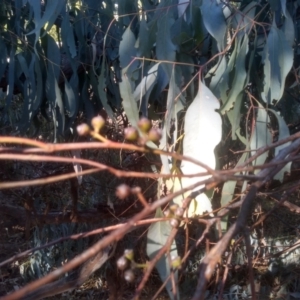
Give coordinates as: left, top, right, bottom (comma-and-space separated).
178, 0, 189, 19
232, 1, 257, 36
208, 56, 227, 100
173, 80, 222, 216
261, 19, 293, 104
97, 60, 114, 119
220, 151, 249, 232
268, 109, 291, 181
0, 36, 7, 83
133, 63, 160, 102
146, 208, 179, 300
64, 75, 79, 119
119, 26, 139, 79
156, 10, 176, 78
61, 13, 77, 59
27, 0, 66, 51
119, 69, 140, 128
200, 0, 227, 50
250, 105, 272, 174
136, 17, 156, 58
220, 35, 249, 114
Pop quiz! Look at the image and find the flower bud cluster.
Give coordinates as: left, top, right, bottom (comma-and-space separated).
124, 117, 162, 144
116, 249, 136, 283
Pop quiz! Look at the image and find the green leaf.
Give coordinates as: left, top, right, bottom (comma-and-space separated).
45, 35, 64, 138
136, 17, 156, 58
232, 1, 257, 36
34, 56, 43, 112
177, 0, 189, 19
0, 36, 7, 81
16, 53, 39, 131
220, 35, 249, 115
27, 0, 66, 51
64, 75, 78, 119
250, 105, 272, 173
119, 26, 139, 79
220, 152, 248, 232
46, 34, 61, 80
268, 109, 291, 181
282, 10, 295, 47
61, 12, 77, 59
173, 80, 222, 216
133, 63, 160, 102
208, 56, 227, 99
200, 0, 227, 50
119, 69, 140, 128
146, 208, 179, 300
97, 60, 114, 119
156, 10, 176, 78
226, 92, 244, 141
6, 45, 16, 108
261, 19, 293, 104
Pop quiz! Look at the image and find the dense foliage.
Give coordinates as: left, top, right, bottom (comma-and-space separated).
2, 0, 300, 298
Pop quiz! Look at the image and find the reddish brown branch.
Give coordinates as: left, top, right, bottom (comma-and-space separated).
192, 137, 300, 300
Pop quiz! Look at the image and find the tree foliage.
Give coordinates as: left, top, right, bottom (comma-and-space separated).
1, 0, 300, 298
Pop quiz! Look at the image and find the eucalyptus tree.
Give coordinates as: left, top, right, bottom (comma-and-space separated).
1, 0, 300, 298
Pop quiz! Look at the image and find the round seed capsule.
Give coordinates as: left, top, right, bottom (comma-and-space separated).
124, 269, 135, 283
171, 256, 182, 269
91, 115, 105, 132
76, 123, 90, 136
137, 117, 151, 133
124, 127, 139, 141
116, 184, 131, 200
147, 128, 162, 142
169, 218, 179, 228
116, 256, 129, 271
124, 249, 134, 261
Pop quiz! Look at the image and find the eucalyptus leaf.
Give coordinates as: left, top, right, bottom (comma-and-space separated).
250, 105, 272, 173
119, 69, 140, 128
200, 0, 227, 50
173, 80, 222, 216
146, 208, 179, 300
156, 10, 176, 78
261, 19, 293, 104
220, 151, 249, 232
133, 63, 160, 102
119, 26, 139, 79
220, 35, 248, 115
0, 36, 7, 82
268, 109, 291, 181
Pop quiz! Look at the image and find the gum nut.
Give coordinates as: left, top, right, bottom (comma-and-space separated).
171, 256, 182, 269
124, 249, 134, 261
163, 209, 171, 218
76, 123, 90, 136
175, 207, 185, 217
137, 117, 151, 133
116, 184, 131, 199
169, 204, 179, 212
117, 256, 129, 271
124, 269, 135, 283
147, 128, 162, 142
91, 116, 105, 132
169, 218, 179, 228
124, 127, 139, 141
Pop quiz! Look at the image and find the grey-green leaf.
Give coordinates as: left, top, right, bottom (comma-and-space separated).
268, 109, 291, 181
119, 26, 139, 79
261, 19, 293, 104
250, 105, 272, 173
156, 10, 176, 78
200, 0, 227, 50
146, 208, 179, 300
